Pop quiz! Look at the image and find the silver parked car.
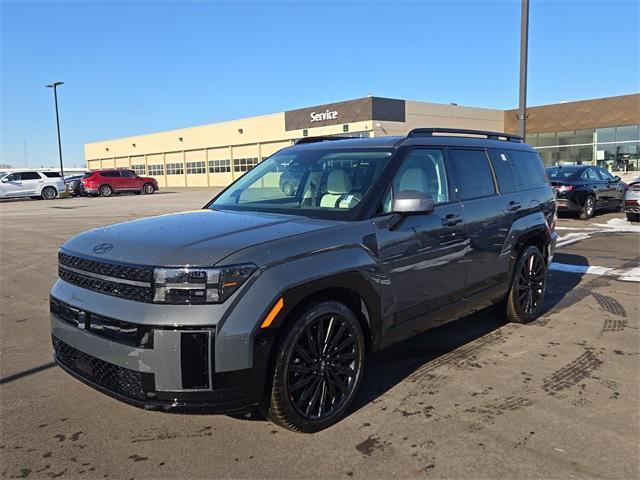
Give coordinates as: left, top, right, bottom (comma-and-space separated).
624, 176, 640, 222
0, 170, 65, 200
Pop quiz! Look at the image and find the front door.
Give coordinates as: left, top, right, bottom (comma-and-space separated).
596, 167, 624, 207
373, 147, 468, 345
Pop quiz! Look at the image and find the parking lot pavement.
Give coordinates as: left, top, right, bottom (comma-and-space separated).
1, 192, 638, 479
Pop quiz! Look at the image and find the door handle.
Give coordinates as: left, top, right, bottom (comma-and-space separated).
506, 201, 522, 212
441, 213, 463, 227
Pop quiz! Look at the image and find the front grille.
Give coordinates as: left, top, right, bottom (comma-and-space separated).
59, 252, 153, 282
50, 297, 152, 348
53, 337, 153, 400
58, 267, 154, 303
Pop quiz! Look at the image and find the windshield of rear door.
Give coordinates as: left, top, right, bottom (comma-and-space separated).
209, 147, 394, 219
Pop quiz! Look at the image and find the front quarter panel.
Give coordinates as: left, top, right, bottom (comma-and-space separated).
214, 220, 382, 372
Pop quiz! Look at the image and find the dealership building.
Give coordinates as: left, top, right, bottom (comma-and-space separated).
85, 93, 639, 189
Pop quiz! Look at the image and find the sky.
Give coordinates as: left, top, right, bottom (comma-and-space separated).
1, 0, 638, 168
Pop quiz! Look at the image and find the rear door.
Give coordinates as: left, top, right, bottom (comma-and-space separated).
103, 171, 122, 189
582, 168, 605, 205
373, 147, 468, 342
448, 148, 511, 312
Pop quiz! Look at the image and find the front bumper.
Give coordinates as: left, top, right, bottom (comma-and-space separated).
50, 296, 271, 413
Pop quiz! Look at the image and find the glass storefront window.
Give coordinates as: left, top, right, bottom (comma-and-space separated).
595, 127, 616, 143
525, 134, 538, 146
537, 132, 556, 147
574, 129, 594, 145
616, 125, 640, 142
557, 131, 574, 146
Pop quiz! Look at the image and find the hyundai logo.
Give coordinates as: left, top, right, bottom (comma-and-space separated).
93, 243, 114, 254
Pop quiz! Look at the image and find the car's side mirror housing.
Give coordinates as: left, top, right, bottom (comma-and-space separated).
392, 190, 435, 215
612, 175, 621, 182
1, 177, 8, 183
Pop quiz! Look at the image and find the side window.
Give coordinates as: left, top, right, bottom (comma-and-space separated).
509, 150, 548, 190
42, 172, 61, 178
121, 170, 136, 178
449, 149, 496, 200
582, 168, 599, 181
597, 168, 614, 181
382, 149, 448, 213
488, 150, 517, 194
21, 172, 41, 180
5, 173, 20, 181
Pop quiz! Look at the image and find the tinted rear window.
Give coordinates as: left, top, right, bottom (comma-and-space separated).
546, 166, 581, 180
448, 149, 496, 200
20, 171, 41, 180
100, 171, 120, 177
510, 151, 548, 190
488, 150, 517, 194
82, 172, 93, 178
42, 172, 61, 178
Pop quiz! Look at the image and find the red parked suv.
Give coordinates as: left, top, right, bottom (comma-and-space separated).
82, 169, 159, 197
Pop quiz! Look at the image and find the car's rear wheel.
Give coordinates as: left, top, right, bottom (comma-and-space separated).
99, 184, 113, 197
627, 212, 640, 223
41, 186, 57, 200
142, 183, 155, 194
582, 195, 596, 219
263, 300, 365, 433
505, 245, 547, 323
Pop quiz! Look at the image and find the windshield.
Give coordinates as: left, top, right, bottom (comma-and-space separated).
210, 147, 394, 218
546, 166, 581, 179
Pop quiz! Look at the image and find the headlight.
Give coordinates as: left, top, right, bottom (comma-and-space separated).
153, 264, 256, 304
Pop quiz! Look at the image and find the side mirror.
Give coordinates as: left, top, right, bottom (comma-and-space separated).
612, 176, 621, 182
392, 190, 435, 215
1, 177, 8, 183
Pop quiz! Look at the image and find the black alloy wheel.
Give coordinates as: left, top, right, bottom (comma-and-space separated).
505, 245, 547, 323
264, 301, 365, 433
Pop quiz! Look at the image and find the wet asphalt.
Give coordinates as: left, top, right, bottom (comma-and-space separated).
1, 189, 638, 479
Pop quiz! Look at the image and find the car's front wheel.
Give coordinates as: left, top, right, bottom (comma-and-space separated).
142, 183, 155, 194
263, 300, 365, 433
505, 245, 547, 323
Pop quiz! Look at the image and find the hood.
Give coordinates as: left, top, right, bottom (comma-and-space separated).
61, 209, 339, 267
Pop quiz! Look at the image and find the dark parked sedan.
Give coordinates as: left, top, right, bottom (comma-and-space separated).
546, 165, 626, 218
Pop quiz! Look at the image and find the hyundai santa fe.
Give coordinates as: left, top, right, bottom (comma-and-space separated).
50, 128, 557, 432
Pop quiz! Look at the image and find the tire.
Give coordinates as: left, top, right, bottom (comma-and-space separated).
99, 184, 113, 197
41, 186, 58, 200
627, 212, 640, 223
142, 183, 155, 194
282, 182, 295, 197
582, 195, 596, 219
263, 300, 365, 433
505, 245, 547, 324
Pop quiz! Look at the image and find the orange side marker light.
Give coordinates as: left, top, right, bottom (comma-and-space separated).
261, 298, 284, 329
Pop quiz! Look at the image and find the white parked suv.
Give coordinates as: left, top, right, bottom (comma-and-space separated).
0, 171, 66, 200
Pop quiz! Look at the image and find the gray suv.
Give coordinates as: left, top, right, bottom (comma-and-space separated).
50, 128, 557, 432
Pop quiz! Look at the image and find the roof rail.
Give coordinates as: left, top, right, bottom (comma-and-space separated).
407, 128, 524, 143
294, 136, 352, 145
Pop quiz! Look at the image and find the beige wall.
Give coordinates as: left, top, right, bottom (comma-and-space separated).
373, 100, 504, 137
83, 99, 503, 189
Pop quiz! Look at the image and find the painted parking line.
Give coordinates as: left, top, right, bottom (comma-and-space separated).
549, 262, 640, 282
555, 218, 640, 249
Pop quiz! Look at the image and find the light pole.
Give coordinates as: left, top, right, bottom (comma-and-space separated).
46, 81, 65, 178
518, 0, 529, 139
